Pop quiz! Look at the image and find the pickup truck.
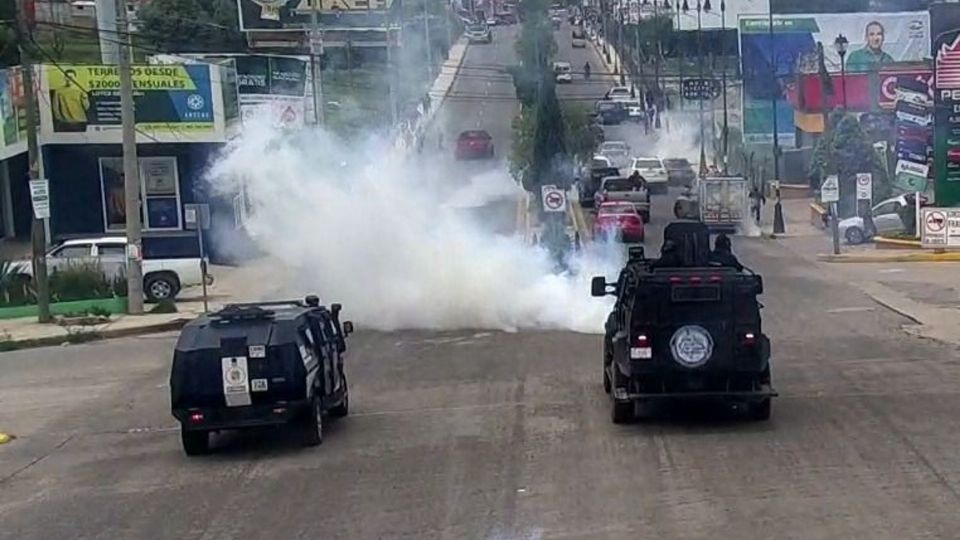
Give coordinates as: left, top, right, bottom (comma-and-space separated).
12, 236, 212, 302
594, 175, 650, 222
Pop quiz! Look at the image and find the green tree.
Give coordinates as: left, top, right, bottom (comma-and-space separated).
1, 2, 20, 67
138, 0, 246, 53
809, 113, 890, 213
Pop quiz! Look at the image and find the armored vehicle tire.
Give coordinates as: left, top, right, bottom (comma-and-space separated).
300, 397, 324, 446
610, 368, 634, 424
611, 399, 634, 424
181, 427, 210, 456
749, 398, 772, 421
329, 377, 349, 418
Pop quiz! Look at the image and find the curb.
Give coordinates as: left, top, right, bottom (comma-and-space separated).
0, 317, 192, 351
874, 236, 922, 248
816, 252, 960, 263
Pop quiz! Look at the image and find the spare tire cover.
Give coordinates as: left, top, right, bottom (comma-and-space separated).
670, 325, 714, 368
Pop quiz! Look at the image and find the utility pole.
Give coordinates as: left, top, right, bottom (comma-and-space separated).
720, 0, 728, 173
423, 0, 434, 80
385, 26, 398, 126
16, 0, 51, 323
117, 0, 144, 314
95, 0, 120, 63
768, 3, 780, 181
309, 0, 325, 124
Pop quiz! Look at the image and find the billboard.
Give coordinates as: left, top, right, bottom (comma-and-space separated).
932, 1, 960, 206
739, 12, 930, 145
38, 64, 235, 144
152, 54, 311, 128
0, 68, 28, 160
237, 0, 402, 31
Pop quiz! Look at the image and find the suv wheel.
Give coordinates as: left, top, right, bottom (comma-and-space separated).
300, 396, 323, 446
181, 427, 210, 456
749, 398, 772, 421
145, 273, 179, 302
610, 368, 634, 424
329, 375, 349, 418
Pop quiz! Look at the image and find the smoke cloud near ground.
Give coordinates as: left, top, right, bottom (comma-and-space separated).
206, 122, 622, 334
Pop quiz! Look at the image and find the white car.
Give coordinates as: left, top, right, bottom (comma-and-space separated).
623, 100, 645, 122
465, 23, 492, 43
605, 86, 633, 102
838, 195, 914, 244
629, 156, 669, 194
12, 236, 211, 301
554, 62, 573, 83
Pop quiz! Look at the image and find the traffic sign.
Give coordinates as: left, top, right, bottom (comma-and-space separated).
821, 175, 839, 203
29, 179, 50, 219
855, 173, 872, 201
541, 185, 567, 213
920, 207, 956, 247
681, 78, 721, 101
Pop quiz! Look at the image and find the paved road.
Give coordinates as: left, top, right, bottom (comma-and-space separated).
7, 24, 960, 540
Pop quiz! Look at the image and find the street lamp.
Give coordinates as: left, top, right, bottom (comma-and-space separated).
834, 33, 849, 108
683, 0, 707, 173
720, 0, 729, 173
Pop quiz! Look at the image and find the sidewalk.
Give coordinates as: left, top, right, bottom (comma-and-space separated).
763, 196, 960, 346
0, 261, 284, 349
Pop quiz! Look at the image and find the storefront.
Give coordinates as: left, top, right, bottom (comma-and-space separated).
35, 62, 252, 262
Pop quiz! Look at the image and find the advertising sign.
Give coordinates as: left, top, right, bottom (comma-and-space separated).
739, 12, 930, 145
40, 64, 221, 143
152, 54, 310, 128
932, 1, 960, 206
920, 207, 960, 248
237, 0, 402, 32
895, 159, 930, 193
0, 68, 28, 160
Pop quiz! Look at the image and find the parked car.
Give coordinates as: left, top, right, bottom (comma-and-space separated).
12, 236, 212, 302
572, 27, 586, 47
593, 201, 645, 243
496, 12, 517, 24
604, 86, 633, 102
629, 156, 669, 194
455, 129, 495, 160
465, 23, 493, 43
838, 194, 926, 244
554, 61, 573, 83
664, 157, 696, 186
622, 99, 645, 122
598, 141, 630, 167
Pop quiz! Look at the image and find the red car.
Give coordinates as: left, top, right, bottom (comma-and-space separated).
593, 202, 645, 243
455, 130, 495, 160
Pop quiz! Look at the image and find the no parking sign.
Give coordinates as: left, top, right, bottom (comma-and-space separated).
541, 185, 567, 213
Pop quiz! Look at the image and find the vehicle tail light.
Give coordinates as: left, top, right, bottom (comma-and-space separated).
272, 407, 287, 415
689, 276, 702, 283
630, 334, 652, 360
709, 275, 722, 283
669, 276, 683, 283
189, 412, 204, 423
743, 332, 756, 346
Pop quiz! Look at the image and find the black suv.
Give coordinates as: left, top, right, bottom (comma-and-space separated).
592, 223, 775, 423
170, 296, 354, 455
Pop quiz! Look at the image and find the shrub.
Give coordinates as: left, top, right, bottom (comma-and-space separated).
48, 261, 114, 302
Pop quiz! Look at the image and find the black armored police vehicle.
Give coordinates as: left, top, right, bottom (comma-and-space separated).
170, 296, 354, 456
592, 222, 775, 423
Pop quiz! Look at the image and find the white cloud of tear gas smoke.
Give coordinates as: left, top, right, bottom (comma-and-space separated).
205, 123, 623, 334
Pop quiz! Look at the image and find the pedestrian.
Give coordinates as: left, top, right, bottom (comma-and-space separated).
749, 185, 766, 224
422, 93, 431, 114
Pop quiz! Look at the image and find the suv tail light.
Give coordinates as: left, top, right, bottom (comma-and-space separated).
630, 334, 652, 360
743, 332, 756, 346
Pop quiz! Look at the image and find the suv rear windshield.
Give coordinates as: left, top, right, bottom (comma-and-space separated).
603, 178, 638, 191
664, 159, 691, 169
467, 24, 487, 32
633, 159, 661, 169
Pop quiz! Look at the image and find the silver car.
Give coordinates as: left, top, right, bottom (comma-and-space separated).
594, 175, 650, 222
838, 195, 912, 244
